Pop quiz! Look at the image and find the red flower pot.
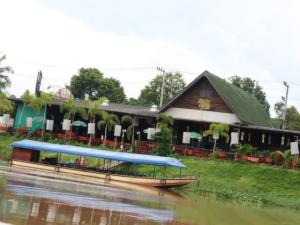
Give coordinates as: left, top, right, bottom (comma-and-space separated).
218, 151, 226, 159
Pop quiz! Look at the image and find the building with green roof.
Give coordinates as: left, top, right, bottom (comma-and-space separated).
160, 71, 299, 150
8, 70, 300, 151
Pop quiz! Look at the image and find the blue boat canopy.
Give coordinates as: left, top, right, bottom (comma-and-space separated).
11, 140, 186, 168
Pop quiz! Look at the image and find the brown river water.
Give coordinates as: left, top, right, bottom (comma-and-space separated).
1, 167, 300, 225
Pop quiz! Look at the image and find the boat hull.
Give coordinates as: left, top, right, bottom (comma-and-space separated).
10, 160, 198, 188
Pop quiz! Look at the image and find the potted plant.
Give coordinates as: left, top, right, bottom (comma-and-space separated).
271, 150, 284, 166
283, 150, 292, 168
237, 144, 252, 161
283, 150, 298, 169
263, 150, 272, 164
290, 157, 297, 169
257, 151, 266, 163
248, 150, 260, 163
209, 151, 220, 160
217, 150, 226, 159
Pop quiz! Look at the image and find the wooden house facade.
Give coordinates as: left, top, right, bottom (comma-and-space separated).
8, 71, 300, 151
160, 71, 300, 150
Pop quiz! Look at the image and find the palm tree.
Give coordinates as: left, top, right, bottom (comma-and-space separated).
39, 92, 53, 138
203, 123, 230, 151
98, 111, 119, 145
153, 113, 174, 156
121, 115, 136, 146
157, 113, 174, 128
28, 95, 43, 112
0, 93, 13, 115
17, 90, 34, 131
60, 98, 85, 138
83, 97, 107, 145
0, 55, 12, 93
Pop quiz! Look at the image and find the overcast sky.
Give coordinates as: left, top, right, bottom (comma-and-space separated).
1, 0, 300, 116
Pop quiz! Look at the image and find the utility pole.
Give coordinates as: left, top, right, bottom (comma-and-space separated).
35, 70, 43, 96
282, 81, 289, 130
157, 67, 166, 108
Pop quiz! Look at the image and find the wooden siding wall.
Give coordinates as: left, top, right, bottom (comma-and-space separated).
172, 78, 232, 113
12, 148, 40, 162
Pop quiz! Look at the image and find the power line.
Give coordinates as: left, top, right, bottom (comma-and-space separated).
6, 58, 156, 72
6, 58, 75, 69
254, 79, 300, 86
9, 72, 150, 85
267, 95, 300, 102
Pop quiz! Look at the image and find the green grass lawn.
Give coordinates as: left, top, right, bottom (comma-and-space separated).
0, 133, 24, 161
178, 158, 300, 208
115, 157, 300, 208
2, 133, 300, 208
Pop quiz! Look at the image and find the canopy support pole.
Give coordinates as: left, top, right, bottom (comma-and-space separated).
103, 159, 106, 171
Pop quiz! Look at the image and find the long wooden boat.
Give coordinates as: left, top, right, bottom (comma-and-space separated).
10, 140, 198, 188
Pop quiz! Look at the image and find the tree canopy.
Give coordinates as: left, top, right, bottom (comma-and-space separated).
138, 72, 185, 107
274, 101, 300, 131
60, 98, 85, 120
0, 54, 13, 93
69, 68, 126, 103
229, 76, 270, 113
152, 113, 174, 156
0, 93, 13, 114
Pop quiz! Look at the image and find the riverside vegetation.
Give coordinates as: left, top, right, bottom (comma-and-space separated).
1, 134, 300, 209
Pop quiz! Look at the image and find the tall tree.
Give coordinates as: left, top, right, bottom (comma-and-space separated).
203, 123, 229, 151
138, 72, 186, 107
152, 113, 174, 156
69, 68, 126, 103
0, 93, 13, 115
83, 97, 107, 145
97, 111, 119, 145
100, 77, 126, 103
60, 98, 85, 138
126, 98, 140, 105
274, 101, 285, 120
17, 90, 34, 130
274, 101, 300, 131
157, 113, 174, 128
0, 54, 13, 93
121, 115, 138, 145
60, 98, 85, 121
229, 76, 270, 113
69, 68, 103, 100
39, 92, 53, 138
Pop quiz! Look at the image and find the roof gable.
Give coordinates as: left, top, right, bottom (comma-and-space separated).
170, 77, 233, 113
160, 71, 272, 127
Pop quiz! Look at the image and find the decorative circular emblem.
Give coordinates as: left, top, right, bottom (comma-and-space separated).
198, 98, 211, 110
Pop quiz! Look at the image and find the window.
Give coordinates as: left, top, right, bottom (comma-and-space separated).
199, 82, 213, 98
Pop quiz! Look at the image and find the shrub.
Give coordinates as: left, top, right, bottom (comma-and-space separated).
238, 144, 253, 155
209, 151, 220, 160
283, 150, 292, 168
152, 126, 173, 156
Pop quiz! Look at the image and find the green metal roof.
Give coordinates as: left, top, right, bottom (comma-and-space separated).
160, 71, 273, 128
270, 118, 283, 129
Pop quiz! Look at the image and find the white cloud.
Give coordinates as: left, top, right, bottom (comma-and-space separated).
0, 0, 213, 98
1, 0, 300, 116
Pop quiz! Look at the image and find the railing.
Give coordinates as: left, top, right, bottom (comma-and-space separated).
11, 128, 216, 158
135, 141, 212, 158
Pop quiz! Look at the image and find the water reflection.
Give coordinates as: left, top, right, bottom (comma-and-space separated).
0, 174, 181, 225
6, 183, 175, 223
2, 169, 300, 225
